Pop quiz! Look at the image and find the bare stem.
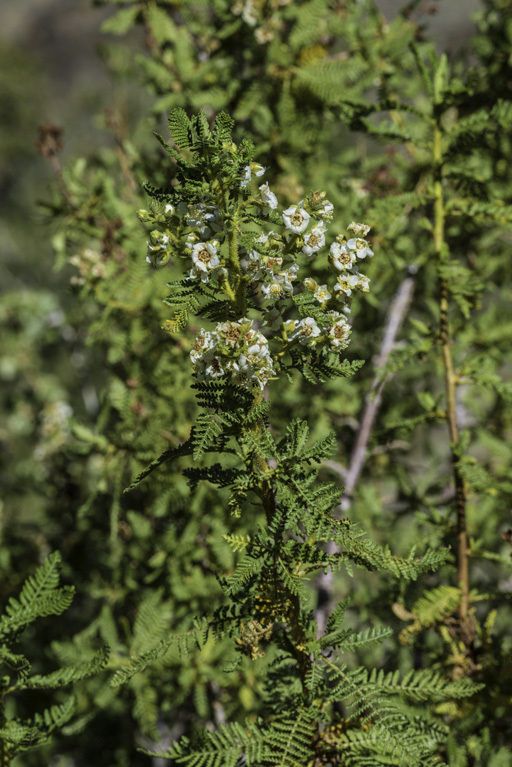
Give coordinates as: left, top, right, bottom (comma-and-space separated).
314, 273, 415, 636
342, 273, 416, 504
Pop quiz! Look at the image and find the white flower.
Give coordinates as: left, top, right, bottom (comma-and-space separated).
191, 241, 220, 272
317, 200, 334, 220
329, 241, 357, 271
282, 206, 310, 234
347, 237, 374, 259
296, 317, 321, 345
218, 321, 243, 347
261, 281, 285, 300
285, 317, 321, 345
302, 222, 326, 257
240, 166, 252, 188
325, 310, 343, 323
267, 256, 285, 274
255, 365, 274, 390
189, 264, 227, 284
230, 367, 250, 388
258, 183, 278, 210
334, 272, 369, 297
246, 251, 264, 280
255, 25, 274, 44
328, 317, 351, 350
186, 205, 208, 228
148, 230, 169, 248
251, 162, 266, 177
247, 341, 267, 358
185, 232, 200, 250
190, 330, 214, 364
255, 230, 282, 249
276, 264, 299, 289
205, 356, 225, 379
164, 204, 174, 215
247, 251, 283, 281
354, 273, 370, 291
303, 277, 318, 293
240, 162, 266, 189
242, 0, 258, 27
334, 273, 360, 297
187, 205, 223, 238
347, 221, 371, 237
190, 319, 273, 390
313, 284, 332, 303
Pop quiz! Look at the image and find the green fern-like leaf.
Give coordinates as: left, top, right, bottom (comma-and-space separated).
1, 698, 76, 754
124, 435, 194, 492
0, 552, 74, 640
396, 585, 461, 644
168, 108, 192, 150
213, 111, 235, 144
18, 647, 109, 691
192, 413, 224, 460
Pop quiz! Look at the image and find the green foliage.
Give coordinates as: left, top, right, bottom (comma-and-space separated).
0, 553, 107, 762
108, 102, 488, 767
2, 0, 512, 765
0, 552, 74, 641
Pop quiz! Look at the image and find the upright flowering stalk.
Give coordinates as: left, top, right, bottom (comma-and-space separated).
128, 110, 474, 766
141, 112, 373, 394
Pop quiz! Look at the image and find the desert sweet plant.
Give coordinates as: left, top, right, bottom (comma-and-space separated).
114, 108, 482, 767
3, 1, 510, 764
4, 7, 446, 760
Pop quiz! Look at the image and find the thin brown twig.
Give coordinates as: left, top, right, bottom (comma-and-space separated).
432, 122, 473, 648
314, 272, 416, 637
36, 123, 75, 207
104, 107, 138, 200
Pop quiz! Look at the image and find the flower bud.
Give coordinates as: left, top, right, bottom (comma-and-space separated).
303, 278, 318, 293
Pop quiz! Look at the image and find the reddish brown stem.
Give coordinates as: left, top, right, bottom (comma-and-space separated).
314, 274, 415, 637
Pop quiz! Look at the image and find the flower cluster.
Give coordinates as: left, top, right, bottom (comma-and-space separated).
328, 222, 373, 301
247, 233, 299, 301
231, 0, 291, 44
142, 162, 374, 391
190, 319, 274, 390
34, 400, 73, 461
69, 248, 105, 286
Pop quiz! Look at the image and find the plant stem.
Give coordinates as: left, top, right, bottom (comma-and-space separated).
314, 273, 415, 637
0, 739, 10, 767
224, 193, 246, 315
249, 404, 311, 686
433, 123, 471, 631
260, 476, 310, 685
